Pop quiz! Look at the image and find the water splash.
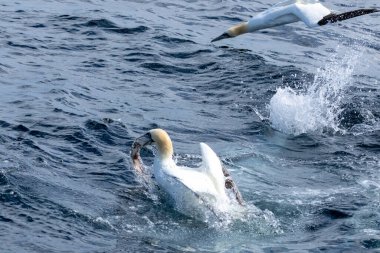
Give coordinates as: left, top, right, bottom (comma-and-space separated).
269, 46, 362, 135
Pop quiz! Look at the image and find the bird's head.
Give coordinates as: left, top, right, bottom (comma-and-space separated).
131, 128, 173, 162
211, 22, 249, 42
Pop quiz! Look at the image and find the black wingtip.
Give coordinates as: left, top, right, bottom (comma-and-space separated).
211, 32, 232, 43
318, 8, 379, 26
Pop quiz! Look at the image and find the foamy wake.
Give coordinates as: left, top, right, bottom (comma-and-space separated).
269, 46, 362, 135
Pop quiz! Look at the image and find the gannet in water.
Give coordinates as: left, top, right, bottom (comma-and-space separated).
131, 129, 243, 217
212, 0, 379, 42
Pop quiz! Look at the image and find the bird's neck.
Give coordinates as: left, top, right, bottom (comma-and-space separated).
156, 142, 173, 161
228, 22, 249, 37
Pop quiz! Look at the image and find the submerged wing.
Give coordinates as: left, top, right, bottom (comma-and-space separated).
167, 174, 223, 220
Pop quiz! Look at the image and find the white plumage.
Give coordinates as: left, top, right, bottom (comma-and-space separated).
211, 0, 378, 42
153, 142, 229, 202
247, 0, 330, 30
131, 129, 243, 219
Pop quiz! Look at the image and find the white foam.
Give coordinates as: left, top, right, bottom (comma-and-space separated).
269, 46, 362, 135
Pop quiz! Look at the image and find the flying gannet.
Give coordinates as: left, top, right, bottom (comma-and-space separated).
131, 129, 243, 217
211, 0, 379, 42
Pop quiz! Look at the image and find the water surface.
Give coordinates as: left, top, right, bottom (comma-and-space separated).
0, 0, 379, 252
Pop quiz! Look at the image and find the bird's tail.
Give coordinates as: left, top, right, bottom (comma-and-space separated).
318, 8, 379, 26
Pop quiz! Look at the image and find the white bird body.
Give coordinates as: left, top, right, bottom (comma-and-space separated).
153, 143, 229, 206
211, 0, 378, 42
248, 0, 330, 31
131, 129, 243, 219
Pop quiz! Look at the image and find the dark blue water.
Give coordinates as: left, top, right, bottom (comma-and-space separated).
1, 0, 379, 252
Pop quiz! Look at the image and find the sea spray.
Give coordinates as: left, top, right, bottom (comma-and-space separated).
269, 46, 362, 135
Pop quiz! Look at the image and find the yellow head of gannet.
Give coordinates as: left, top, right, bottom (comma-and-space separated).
131, 128, 173, 172
211, 22, 249, 42
149, 128, 174, 160
212, 0, 379, 42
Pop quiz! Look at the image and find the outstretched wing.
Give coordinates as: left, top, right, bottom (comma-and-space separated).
200, 143, 244, 205
200, 143, 227, 196
291, 2, 331, 27
256, 1, 330, 29
318, 9, 379, 26
273, 0, 321, 8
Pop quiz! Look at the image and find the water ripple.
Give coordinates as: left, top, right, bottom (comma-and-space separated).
0, 0, 379, 252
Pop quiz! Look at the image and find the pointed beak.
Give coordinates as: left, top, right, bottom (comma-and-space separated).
211, 32, 232, 43
131, 132, 153, 173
